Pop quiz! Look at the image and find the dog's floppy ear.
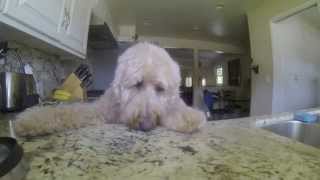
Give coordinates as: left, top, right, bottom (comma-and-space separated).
111, 45, 138, 89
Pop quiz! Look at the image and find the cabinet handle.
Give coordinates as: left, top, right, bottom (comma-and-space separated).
65, 11, 70, 30
61, 7, 67, 29
0, 0, 6, 12
62, 7, 70, 30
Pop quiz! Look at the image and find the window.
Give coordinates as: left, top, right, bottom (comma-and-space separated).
185, 76, 192, 87
216, 67, 224, 85
201, 78, 206, 87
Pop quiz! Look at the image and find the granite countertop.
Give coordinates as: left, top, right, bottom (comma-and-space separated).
1, 111, 320, 180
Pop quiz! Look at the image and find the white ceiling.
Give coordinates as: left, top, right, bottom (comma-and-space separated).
107, 0, 264, 45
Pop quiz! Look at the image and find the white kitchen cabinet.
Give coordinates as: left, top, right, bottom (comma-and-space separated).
0, 0, 6, 12
0, 0, 94, 59
59, 0, 93, 55
1, 0, 65, 40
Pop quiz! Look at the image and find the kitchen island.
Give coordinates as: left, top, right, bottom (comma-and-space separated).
1, 111, 320, 180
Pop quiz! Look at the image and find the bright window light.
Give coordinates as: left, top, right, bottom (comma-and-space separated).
201, 78, 206, 87
185, 76, 192, 87
216, 67, 223, 85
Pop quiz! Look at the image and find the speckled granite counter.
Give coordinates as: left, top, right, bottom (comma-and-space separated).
1, 111, 320, 180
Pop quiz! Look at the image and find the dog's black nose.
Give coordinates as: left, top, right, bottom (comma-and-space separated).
138, 120, 154, 131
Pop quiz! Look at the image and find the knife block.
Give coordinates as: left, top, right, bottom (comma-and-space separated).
55, 73, 87, 101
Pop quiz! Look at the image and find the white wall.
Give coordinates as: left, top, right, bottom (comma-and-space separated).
247, 0, 309, 116
271, 7, 320, 113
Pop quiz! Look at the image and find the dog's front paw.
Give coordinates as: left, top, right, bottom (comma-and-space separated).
15, 113, 39, 137
14, 108, 52, 137
15, 117, 33, 137
178, 107, 207, 133
163, 107, 207, 133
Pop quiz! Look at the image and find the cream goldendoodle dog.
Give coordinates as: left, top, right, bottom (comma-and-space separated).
15, 43, 206, 136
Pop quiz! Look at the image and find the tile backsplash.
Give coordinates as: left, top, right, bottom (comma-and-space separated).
0, 42, 81, 99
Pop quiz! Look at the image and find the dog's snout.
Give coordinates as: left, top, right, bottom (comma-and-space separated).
138, 117, 155, 131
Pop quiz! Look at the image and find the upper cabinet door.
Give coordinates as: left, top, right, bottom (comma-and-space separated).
59, 0, 92, 55
2, 0, 65, 39
0, 0, 7, 12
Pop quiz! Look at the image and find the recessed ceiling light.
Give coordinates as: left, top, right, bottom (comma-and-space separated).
216, 50, 224, 54
143, 21, 152, 26
193, 26, 200, 31
216, 4, 224, 10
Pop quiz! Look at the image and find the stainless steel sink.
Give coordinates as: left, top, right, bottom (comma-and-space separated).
262, 121, 320, 148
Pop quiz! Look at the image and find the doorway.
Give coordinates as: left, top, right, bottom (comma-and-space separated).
166, 48, 251, 120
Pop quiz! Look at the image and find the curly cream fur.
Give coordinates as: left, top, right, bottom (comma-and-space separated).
15, 43, 207, 136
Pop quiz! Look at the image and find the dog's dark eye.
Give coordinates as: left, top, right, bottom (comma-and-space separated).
134, 81, 144, 89
155, 85, 165, 93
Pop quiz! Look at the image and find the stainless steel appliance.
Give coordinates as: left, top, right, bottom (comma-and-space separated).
23, 74, 39, 109
24, 75, 37, 96
0, 72, 26, 112
0, 72, 39, 112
